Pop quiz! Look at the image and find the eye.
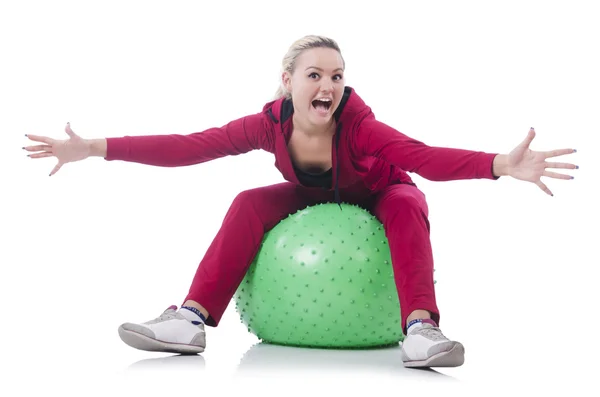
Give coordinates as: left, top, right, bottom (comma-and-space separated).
308, 72, 344, 81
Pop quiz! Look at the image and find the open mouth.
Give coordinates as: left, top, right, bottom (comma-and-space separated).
312, 99, 332, 114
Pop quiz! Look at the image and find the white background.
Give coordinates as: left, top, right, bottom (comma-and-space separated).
2, 0, 598, 395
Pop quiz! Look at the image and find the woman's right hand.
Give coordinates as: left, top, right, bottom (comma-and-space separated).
24, 122, 91, 176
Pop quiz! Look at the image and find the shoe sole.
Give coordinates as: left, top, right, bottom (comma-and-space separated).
403, 342, 465, 368
118, 326, 205, 354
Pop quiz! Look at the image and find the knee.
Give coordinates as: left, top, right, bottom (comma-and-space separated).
395, 194, 421, 209
231, 188, 260, 210
376, 191, 430, 230
382, 192, 423, 214
231, 186, 283, 215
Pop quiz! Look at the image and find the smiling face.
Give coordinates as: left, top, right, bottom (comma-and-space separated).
282, 47, 345, 131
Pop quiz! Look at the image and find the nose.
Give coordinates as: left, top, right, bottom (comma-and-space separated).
320, 78, 334, 93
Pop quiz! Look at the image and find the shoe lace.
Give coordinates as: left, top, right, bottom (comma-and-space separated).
416, 326, 448, 341
157, 310, 176, 322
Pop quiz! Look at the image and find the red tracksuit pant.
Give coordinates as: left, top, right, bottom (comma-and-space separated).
183, 182, 439, 332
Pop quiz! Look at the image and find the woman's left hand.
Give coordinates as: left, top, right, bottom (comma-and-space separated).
506, 128, 577, 196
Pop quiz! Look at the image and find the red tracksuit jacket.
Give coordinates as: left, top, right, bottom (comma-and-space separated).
104, 86, 500, 202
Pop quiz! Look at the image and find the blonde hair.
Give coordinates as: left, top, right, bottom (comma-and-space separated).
274, 35, 345, 100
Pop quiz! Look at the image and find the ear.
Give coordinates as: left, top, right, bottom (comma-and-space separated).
282, 71, 292, 92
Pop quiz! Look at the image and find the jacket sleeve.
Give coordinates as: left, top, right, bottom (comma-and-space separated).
353, 119, 500, 181
104, 112, 271, 167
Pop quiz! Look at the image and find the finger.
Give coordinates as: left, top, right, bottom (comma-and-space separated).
536, 180, 553, 196
543, 170, 573, 180
49, 162, 63, 176
25, 134, 55, 145
28, 152, 55, 159
23, 144, 52, 152
545, 161, 578, 170
65, 122, 77, 138
520, 128, 536, 148
544, 148, 577, 158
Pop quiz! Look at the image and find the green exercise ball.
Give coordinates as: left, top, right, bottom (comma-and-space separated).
234, 203, 405, 349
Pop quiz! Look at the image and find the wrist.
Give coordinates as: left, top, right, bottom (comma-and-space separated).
493, 154, 510, 177
86, 138, 107, 157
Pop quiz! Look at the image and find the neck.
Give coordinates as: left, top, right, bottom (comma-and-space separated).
292, 114, 335, 137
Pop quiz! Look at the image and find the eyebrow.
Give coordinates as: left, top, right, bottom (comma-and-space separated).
305, 66, 344, 72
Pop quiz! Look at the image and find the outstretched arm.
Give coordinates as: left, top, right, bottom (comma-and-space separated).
24, 113, 271, 176
354, 121, 577, 195
354, 119, 500, 181
103, 112, 270, 167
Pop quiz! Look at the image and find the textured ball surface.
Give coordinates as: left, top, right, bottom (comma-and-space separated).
234, 203, 404, 348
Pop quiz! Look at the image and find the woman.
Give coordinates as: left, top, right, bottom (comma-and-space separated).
23, 35, 577, 368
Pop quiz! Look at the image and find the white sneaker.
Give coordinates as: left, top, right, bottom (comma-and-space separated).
401, 322, 464, 368
118, 305, 205, 354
